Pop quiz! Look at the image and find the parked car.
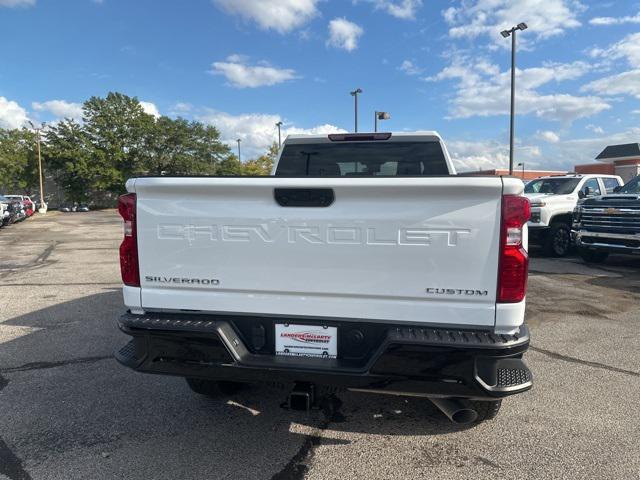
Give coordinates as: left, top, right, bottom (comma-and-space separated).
524, 174, 623, 256
0, 195, 20, 226
23, 197, 35, 216
114, 132, 533, 425
13, 199, 27, 222
4, 195, 36, 217
59, 203, 90, 212
0, 196, 9, 226
572, 175, 640, 263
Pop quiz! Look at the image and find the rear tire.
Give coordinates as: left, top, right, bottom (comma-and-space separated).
543, 222, 571, 257
185, 378, 245, 397
471, 400, 502, 422
578, 248, 609, 264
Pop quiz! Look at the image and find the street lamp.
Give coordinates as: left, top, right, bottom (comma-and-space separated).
500, 22, 528, 175
374, 111, 390, 132
350, 88, 363, 132
236, 138, 242, 162
517, 162, 525, 179
276, 121, 283, 147
28, 120, 47, 213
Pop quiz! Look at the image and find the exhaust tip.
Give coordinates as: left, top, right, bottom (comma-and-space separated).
429, 397, 478, 425
450, 408, 478, 424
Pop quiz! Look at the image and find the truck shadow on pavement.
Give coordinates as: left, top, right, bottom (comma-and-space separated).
0, 291, 474, 480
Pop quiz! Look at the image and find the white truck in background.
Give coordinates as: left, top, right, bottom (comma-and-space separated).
115, 132, 532, 424
525, 174, 623, 256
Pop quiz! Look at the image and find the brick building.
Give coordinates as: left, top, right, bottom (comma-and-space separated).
575, 143, 640, 183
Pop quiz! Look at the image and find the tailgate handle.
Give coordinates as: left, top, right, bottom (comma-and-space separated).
274, 188, 334, 207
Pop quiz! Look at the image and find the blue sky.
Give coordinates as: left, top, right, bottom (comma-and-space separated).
1, 0, 639, 170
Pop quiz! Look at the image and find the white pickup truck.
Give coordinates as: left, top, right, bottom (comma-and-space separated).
115, 132, 532, 424
525, 174, 623, 256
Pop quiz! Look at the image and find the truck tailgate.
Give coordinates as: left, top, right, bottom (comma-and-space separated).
132, 177, 505, 327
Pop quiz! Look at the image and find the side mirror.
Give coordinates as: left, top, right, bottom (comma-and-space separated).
577, 190, 585, 199
613, 185, 622, 193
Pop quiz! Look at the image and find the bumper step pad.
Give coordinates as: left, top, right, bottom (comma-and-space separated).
115, 339, 145, 368
497, 366, 532, 388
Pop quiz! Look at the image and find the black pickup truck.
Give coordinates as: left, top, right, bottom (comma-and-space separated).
572, 175, 640, 263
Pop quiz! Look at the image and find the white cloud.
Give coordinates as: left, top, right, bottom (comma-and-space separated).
197, 109, 345, 158
589, 12, 640, 26
582, 69, 640, 99
139, 101, 160, 118
549, 127, 640, 168
0, 0, 35, 6
447, 139, 541, 172
538, 131, 560, 143
327, 18, 364, 52
586, 124, 604, 135
170, 102, 192, 116
32, 100, 83, 120
212, 0, 319, 34
443, 0, 584, 45
399, 60, 422, 75
590, 32, 640, 68
450, 128, 640, 173
285, 123, 348, 136
0, 96, 28, 129
211, 55, 298, 88
359, 0, 422, 20
427, 57, 610, 122
584, 33, 640, 99
198, 111, 280, 155
453, 128, 638, 171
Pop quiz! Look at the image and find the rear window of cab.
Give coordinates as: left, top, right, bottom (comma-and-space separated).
275, 141, 449, 177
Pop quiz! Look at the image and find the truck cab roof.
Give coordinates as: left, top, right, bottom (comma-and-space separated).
284, 131, 442, 144
533, 173, 620, 180
274, 131, 455, 176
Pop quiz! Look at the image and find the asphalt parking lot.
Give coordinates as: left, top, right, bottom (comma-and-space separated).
1, 211, 639, 480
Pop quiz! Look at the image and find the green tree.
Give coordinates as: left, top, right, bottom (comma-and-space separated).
43, 91, 242, 203
0, 128, 38, 192
217, 155, 243, 175
82, 92, 156, 194
240, 142, 278, 176
44, 119, 95, 203
143, 117, 231, 176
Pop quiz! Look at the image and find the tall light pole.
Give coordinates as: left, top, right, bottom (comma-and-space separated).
236, 138, 242, 162
276, 121, 283, 147
374, 111, 390, 132
501, 22, 528, 175
28, 121, 47, 213
350, 88, 362, 132
517, 162, 525, 179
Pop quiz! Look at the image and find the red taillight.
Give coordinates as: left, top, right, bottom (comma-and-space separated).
497, 195, 530, 303
118, 193, 140, 287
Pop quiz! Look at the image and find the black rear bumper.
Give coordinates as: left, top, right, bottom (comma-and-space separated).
116, 312, 532, 400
